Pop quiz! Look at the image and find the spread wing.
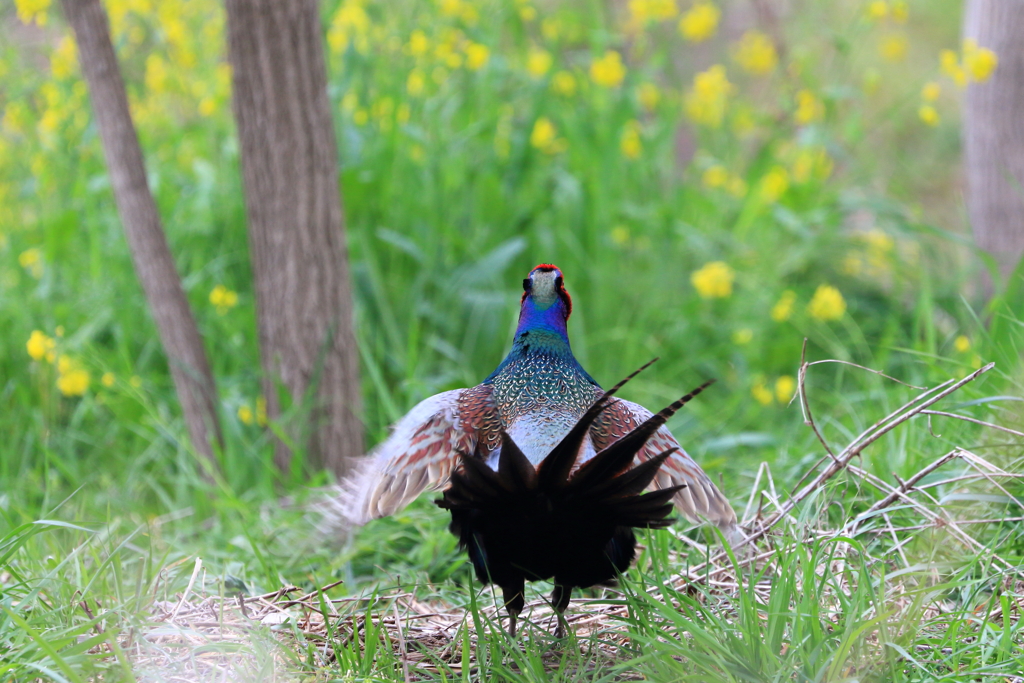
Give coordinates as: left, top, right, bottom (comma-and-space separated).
592, 398, 737, 530
327, 385, 501, 528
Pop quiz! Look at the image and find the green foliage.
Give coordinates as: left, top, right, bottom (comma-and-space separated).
2, 0, 1023, 679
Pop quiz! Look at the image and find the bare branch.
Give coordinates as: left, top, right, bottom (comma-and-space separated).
920, 410, 1024, 438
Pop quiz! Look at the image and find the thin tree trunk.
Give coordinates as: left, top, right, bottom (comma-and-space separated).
224, 0, 363, 473
964, 0, 1024, 282
61, 0, 223, 464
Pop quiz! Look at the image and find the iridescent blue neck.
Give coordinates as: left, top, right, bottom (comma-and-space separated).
484, 295, 599, 385
513, 295, 570, 343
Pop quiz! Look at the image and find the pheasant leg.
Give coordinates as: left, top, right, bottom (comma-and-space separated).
550, 583, 573, 638
502, 581, 525, 637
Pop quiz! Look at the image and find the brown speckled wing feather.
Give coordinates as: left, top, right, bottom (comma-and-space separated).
591, 399, 737, 530
336, 385, 501, 526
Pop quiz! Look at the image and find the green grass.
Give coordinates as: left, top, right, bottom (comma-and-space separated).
3, 0, 1024, 679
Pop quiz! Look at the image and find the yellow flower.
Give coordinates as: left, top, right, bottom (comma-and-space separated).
519, 3, 537, 21
407, 69, 426, 96
541, 17, 560, 41
527, 49, 553, 78
808, 284, 847, 321
101, 372, 116, 388
941, 49, 967, 87
775, 375, 796, 403
620, 120, 642, 159
530, 117, 567, 154
19, 248, 43, 278
27, 330, 56, 361
791, 147, 833, 184
863, 229, 893, 255
918, 105, 939, 126
638, 82, 661, 111
691, 261, 734, 299
726, 175, 748, 198
144, 54, 169, 94
879, 33, 908, 63
57, 369, 90, 397
256, 396, 268, 427
794, 89, 824, 125
410, 144, 426, 163
129, 375, 143, 388
55, 325, 64, 338
963, 39, 997, 82
465, 43, 490, 70
50, 36, 78, 79
771, 290, 796, 322
440, 0, 462, 17
866, 1, 888, 21
921, 81, 941, 102
842, 253, 864, 276
628, 0, 678, 27
209, 284, 239, 314
590, 50, 626, 88
15, 0, 49, 25
864, 225, 897, 268
751, 378, 774, 406
353, 108, 369, 125
238, 405, 254, 425
397, 103, 410, 124
551, 71, 577, 96
732, 328, 753, 345
891, 1, 908, 22
611, 226, 630, 246
406, 30, 430, 57
954, 335, 971, 353
56, 358, 90, 397
684, 65, 733, 127
759, 166, 789, 202
733, 30, 777, 75
702, 165, 728, 188
327, 1, 371, 54
679, 2, 719, 42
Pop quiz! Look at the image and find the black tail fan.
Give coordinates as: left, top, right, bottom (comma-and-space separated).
436, 369, 717, 638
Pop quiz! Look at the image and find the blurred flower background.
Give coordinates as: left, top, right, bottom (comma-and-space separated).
0, 0, 1002, 504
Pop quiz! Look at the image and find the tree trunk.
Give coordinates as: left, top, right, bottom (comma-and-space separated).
224, 0, 363, 473
61, 0, 223, 464
964, 0, 1024, 282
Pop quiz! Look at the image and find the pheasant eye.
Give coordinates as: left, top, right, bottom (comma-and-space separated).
523, 278, 532, 291
555, 276, 563, 289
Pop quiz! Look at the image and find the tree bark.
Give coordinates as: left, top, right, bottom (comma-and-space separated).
61, 0, 223, 464
964, 0, 1024, 282
224, 0, 363, 473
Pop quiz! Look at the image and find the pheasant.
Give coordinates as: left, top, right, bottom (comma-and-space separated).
333, 264, 737, 629
437, 365, 714, 637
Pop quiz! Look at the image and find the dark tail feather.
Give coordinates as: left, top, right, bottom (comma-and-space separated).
441, 451, 504, 506
497, 432, 537, 493
537, 358, 660, 492
607, 485, 686, 528
578, 448, 679, 500
571, 380, 715, 489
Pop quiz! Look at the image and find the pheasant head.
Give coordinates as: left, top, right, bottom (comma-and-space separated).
517, 264, 572, 339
